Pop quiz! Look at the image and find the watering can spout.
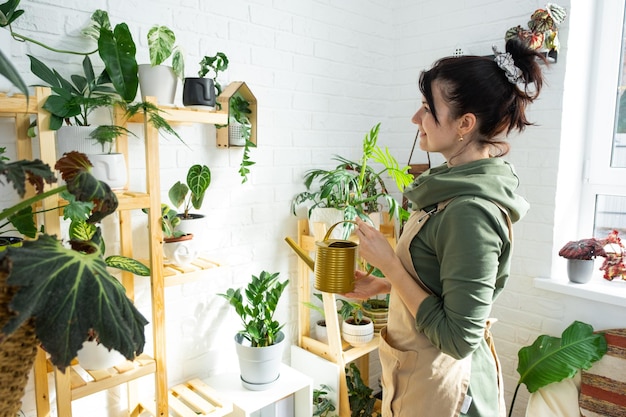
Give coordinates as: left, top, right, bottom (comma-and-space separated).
284, 237, 315, 271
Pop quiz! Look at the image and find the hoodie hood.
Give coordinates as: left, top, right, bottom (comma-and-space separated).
403, 158, 529, 223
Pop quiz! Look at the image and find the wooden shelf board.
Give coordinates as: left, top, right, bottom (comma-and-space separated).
140, 378, 233, 417
115, 190, 151, 210
0, 93, 38, 113
163, 257, 223, 287
68, 354, 156, 400
126, 105, 228, 125
342, 334, 380, 364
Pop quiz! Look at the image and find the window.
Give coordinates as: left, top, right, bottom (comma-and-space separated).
584, 0, 626, 238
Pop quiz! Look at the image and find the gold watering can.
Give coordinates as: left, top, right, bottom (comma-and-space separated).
284, 221, 372, 294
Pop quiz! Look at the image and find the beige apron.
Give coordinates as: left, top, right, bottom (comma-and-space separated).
379, 199, 507, 417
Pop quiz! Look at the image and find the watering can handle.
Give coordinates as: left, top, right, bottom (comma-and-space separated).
324, 220, 374, 278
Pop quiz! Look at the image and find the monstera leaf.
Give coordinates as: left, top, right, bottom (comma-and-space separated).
0, 235, 148, 371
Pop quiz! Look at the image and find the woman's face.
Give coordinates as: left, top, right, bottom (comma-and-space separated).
411, 82, 462, 159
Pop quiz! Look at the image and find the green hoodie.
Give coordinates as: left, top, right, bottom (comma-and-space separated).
402, 158, 529, 417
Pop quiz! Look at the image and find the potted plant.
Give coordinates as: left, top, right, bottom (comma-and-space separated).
0, 150, 149, 415
291, 123, 413, 239
313, 384, 338, 417
361, 294, 389, 335
302, 292, 329, 343
504, 3, 567, 60
345, 363, 377, 417
138, 24, 184, 104
229, 94, 257, 183
508, 321, 606, 417
146, 203, 197, 266
168, 164, 211, 223
219, 270, 289, 390
337, 298, 374, 348
25, 10, 183, 162
559, 236, 608, 283
183, 52, 229, 108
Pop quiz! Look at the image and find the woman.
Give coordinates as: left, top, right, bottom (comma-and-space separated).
347, 39, 546, 417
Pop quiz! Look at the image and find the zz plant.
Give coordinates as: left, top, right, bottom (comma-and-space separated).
219, 271, 289, 347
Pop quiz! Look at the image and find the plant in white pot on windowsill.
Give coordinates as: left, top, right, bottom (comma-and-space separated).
558, 237, 607, 284
219, 271, 289, 391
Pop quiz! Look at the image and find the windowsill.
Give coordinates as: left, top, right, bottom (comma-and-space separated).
534, 275, 626, 307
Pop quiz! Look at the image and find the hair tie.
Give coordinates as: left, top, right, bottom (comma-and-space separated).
492, 46, 523, 84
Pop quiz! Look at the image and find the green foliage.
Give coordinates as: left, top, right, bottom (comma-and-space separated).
147, 25, 184, 80
1, 234, 148, 371
198, 52, 229, 96
508, 320, 607, 417
0, 152, 148, 371
219, 271, 289, 347
346, 363, 377, 417
230, 94, 256, 183
0, 47, 28, 98
291, 123, 413, 237
148, 203, 185, 239
89, 125, 137, 153
313, 384, 338, 417
168, 164, 211, 218
338, 299, 365, 325
123, 101, 184, 145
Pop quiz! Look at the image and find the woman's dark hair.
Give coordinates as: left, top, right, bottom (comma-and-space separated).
418, 38, 547, 156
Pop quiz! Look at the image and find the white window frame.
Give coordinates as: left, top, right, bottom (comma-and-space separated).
581, 0, 626, 233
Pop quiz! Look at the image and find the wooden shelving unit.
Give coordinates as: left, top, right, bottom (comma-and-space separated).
1, 84, 251, 416
294, 215, 395, 416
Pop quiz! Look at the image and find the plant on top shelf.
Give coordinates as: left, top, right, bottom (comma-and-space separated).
147, 24, 184, 81
168, 164, 211, 220
504, 3, 567, 52
219, 270, 289, 347
198, 52, 229, 98
291, 122, 414, 238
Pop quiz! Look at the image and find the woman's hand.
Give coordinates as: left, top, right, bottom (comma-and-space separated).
354, 217, 397, 274
343, 269, 390, 300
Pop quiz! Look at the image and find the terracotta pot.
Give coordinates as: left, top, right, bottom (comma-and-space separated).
0, 269, 39, 417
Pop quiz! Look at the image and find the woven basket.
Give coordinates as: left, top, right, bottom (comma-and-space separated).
0, 270, 39, 417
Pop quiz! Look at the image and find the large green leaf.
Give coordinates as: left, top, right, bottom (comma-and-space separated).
98, 22, 138, 102
1, 235, 148, 371
187, 164, 211, 210
147, 25, 175, 66
517, 321, 607, 393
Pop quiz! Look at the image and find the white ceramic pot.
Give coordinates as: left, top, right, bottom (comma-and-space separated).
567, 259, 595, 284
341, 318, 374, 347
138, 64, 177, 104
56, 126, 100, 159
163, 234, 198, 266
308, 207, 346, 239
88, 153, 127, 190
76, 340, 126, 371
234, 331, 285, 391
314, 320, 328, 344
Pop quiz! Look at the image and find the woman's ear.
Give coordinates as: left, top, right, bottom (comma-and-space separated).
457, 113, 477, 137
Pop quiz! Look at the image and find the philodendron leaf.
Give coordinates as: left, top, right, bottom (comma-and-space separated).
1, 235, 148, 371
517, 321, 607, 393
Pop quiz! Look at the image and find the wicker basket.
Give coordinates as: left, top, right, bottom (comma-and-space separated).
0, 270, 39, 417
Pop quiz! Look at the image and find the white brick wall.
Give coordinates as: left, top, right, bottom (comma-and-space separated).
3, 1, 624, 416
